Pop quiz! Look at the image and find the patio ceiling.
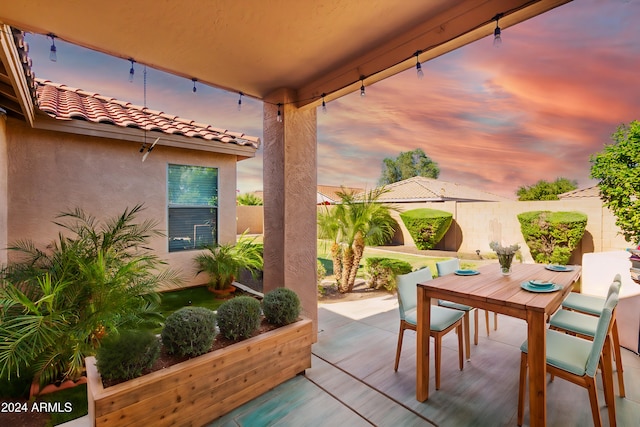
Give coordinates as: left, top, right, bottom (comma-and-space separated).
0, 0, 571, 108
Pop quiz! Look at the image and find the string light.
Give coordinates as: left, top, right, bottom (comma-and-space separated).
360, 76, 366, 97
128, 59, 135, 83
237, 92, 243, 111
192, 78, 197, 93
493, 13, 503, 48
276, 103, 282, 122
48, 34, 57, 62
415, 51, 424, 79
321, 93, 327, 114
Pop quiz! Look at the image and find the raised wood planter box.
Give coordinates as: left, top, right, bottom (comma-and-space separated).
86, 317, 313, 427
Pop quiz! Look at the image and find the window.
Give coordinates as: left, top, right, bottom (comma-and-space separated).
168, 164, 218, 252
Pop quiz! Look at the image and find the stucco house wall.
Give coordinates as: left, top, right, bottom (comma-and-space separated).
5, 117, 239, 288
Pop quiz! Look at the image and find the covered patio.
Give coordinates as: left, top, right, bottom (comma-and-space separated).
5, 1, 637, 426
0, 0, 574, 331
213, 295, 640, 426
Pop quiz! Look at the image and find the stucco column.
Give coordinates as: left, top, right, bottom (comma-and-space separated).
0, 108, 7, 266
263, 89, 318, 337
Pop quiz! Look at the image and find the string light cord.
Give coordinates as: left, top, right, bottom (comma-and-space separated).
9, 5, 522, 117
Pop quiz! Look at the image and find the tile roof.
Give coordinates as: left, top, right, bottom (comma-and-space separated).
34, 78, 260, 148
374, 176, 514, 202
558, 186, 601, 199
317, 185, 365, 204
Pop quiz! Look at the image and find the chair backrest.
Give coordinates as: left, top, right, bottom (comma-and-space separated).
396, 267, 433, 320
605, 274, 622, 300
585, 280, 621, 377
436, 258, 460, 277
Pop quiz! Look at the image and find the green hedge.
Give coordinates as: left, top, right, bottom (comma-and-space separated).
399, 208, 453, 250
517, 210, 587, 264
365, 257, 413, 291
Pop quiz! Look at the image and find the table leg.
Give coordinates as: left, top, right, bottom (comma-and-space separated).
417, 286, 431, 401
527, 310, 547, 427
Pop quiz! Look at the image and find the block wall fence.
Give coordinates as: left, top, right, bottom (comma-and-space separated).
238, 198, 630, 263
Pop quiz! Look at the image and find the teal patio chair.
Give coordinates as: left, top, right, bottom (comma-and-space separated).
394, 267, 465, 390
517, 288, 620, 427
436, 258, 497, 360
550, 275, 625, 397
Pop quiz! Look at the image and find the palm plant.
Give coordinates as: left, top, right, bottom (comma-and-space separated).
317, 187, 397, 293
0, 204, 181, 388
194, 234, 263, 291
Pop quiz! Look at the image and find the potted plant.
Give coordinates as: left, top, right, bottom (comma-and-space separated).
194, 234, 263, 295
85, 288, 312, 427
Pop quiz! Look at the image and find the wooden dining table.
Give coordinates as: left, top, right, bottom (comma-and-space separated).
416, 262, 581, 427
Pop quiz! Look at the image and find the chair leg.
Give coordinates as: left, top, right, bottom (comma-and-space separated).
463, 311, 471, 361
435, 335, 442, 390
493, 312, 498, 330
457, 324, 464, 371
485, 310, 490, 336
517, 352, 527, 426
394, 323, 405, 372
586, 376, 603, 427
601, 338, 617, 427
611, 318, 626, 397
473, 309, 479, 345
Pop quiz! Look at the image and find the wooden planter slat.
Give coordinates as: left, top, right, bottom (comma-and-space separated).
87, 317, 312, 427
95, 339, 311, 426
91, 319, 311, 415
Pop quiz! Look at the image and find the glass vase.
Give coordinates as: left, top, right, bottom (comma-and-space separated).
498, 254, 514, 276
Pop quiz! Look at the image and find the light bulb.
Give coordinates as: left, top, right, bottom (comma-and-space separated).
129, 60, 135, 83
238, 92, 243, 111
321, 94, 327, 114
48, 35, 57, 62
493, 26, 502, 48
416, 62, 424, 79
192, 78, 197, 93
415, 51, 424, 79
276, 104, 282, 122
360, 83, 365, 97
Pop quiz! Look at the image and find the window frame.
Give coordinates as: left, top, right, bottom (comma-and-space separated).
167, 163, 219, 253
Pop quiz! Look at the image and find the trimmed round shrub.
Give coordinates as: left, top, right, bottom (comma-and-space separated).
216, 296, 261, 341
262, 288, 301, 326
96, 330, 160, 381
399, 208, 453, 250
365, 257, 413, 291
161, 306, 217, 357
518, 210, 587, 264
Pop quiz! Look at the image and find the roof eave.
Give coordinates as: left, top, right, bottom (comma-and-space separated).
32, 113, 258, 159
0, 24, 35, 126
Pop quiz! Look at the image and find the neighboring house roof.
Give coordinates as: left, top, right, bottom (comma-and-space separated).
374, 176, 514, 202
317, 185, 364, 204
35, 79, 260, 149
558, 186, 601, 199
246, 185, 365, 205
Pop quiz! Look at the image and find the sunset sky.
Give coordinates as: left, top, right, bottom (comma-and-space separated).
25, 0, 640, 199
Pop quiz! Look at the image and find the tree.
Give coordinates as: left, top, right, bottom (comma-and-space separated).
590, 120, 640, 243
317, 187, 397, 293
516, 177, 578, 201
378, 148, 439, 185
237, 192, 263, 206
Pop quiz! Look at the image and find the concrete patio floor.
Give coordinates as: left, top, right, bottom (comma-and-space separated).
211, 294, 640, 427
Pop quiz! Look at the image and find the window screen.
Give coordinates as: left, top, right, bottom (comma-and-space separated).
168, 164, 218, 252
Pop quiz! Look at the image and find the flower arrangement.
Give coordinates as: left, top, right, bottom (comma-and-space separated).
489, 241, 520, 275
